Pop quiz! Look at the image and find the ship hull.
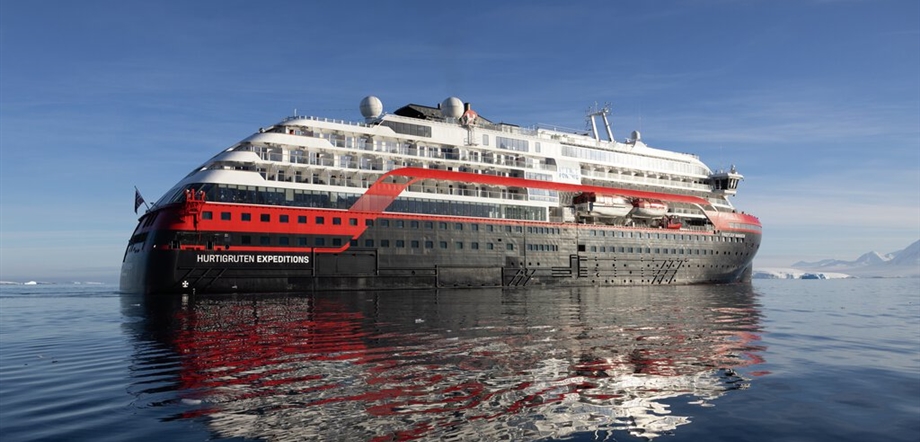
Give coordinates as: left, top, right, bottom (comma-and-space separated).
121, 212, 760, 295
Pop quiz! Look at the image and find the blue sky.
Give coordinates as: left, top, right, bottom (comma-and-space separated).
1, 1, 918, 282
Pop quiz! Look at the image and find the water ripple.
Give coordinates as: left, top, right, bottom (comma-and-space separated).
118, 285, 765, 441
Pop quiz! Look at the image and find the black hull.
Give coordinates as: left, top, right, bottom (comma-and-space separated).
121, 228, 760, 295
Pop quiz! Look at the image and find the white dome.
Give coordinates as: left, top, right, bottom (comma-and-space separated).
440, 97, 464, 118
359, 95, 383, 119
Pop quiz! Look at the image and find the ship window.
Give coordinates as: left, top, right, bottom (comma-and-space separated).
455, 242, 463, 249
411, 240, 419, 248
424, 221, 433, 229
455, 223, 463, 230
350, 218, 358, 226
410, 220, 419, 229
505, 226, 512, 232
202, 211, 213, 220
487, 225, 494, 232
315, 238, 325, 246
515, 226, 522, 233
506, 243, 514, 251
350, 239, 357, 246
221, 212, 231, 221
590, 246, 597, 252
425, 241, 433, 249
527, 244, 533, 251
280, 215, 289, 223
333, 217, 341, 225
472, 224, 479, 232
396, 220, 404, 228
261, 214, 270, 222
472, 242, 479, 250
482, 134, 489, 146
655, 248, 660, 254
487, 243, 494, 250
299, 237, 308, 246
260, 236, 270, 245
381, 220, 389, 227
298, 216, 307, 224
496, 136, 529, 152
396, 240, 405, 248
333, 238, 342, 246
242, 235, 251, 245
381, 239, 389, 247
439, 222, 448, 229
379, 120, 432, 137
316, 216, 324, 224
279, 237, 289, 245
365, 219, 374, 226
365, 239, 374, 247
439, 241, 448, 249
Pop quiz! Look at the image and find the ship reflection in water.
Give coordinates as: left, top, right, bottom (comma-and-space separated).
126, 284, 766, 441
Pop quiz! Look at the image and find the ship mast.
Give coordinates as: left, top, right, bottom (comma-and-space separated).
586, 103, 614, 142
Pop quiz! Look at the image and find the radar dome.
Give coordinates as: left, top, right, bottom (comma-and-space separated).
359, 96, 383, 119
440, 97, 464, 118
631, 130, 642, 142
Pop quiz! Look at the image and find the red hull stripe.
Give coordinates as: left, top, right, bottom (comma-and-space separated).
705, 211, 763, 232
175, 244, 349, 254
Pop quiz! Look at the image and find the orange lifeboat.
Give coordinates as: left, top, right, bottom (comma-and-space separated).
630, 199, 668, 218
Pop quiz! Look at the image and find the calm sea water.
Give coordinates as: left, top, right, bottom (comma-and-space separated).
1, 279, 917, 442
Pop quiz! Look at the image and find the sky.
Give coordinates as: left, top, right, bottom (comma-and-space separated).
1, 0, 918, 283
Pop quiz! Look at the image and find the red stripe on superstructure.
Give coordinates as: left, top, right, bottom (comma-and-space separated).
351, 167, 713, 213
350, 167, 768, 234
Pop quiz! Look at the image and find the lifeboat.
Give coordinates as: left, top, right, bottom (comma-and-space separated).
630, 199, 668, 218
661, 215, 683, 229
574, 192, 632, 218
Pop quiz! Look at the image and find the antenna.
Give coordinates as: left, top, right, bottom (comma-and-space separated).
637, 101, 642, 135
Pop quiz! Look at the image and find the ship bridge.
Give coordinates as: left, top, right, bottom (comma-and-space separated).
708, 165, 743, 196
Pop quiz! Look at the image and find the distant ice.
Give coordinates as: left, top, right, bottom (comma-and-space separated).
759, 239, 920, 279
753, 268, 852, 280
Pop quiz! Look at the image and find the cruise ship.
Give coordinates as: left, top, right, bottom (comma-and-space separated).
120, 96, 761, 295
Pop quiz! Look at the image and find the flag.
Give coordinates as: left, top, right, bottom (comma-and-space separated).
134, 188, 146, 214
